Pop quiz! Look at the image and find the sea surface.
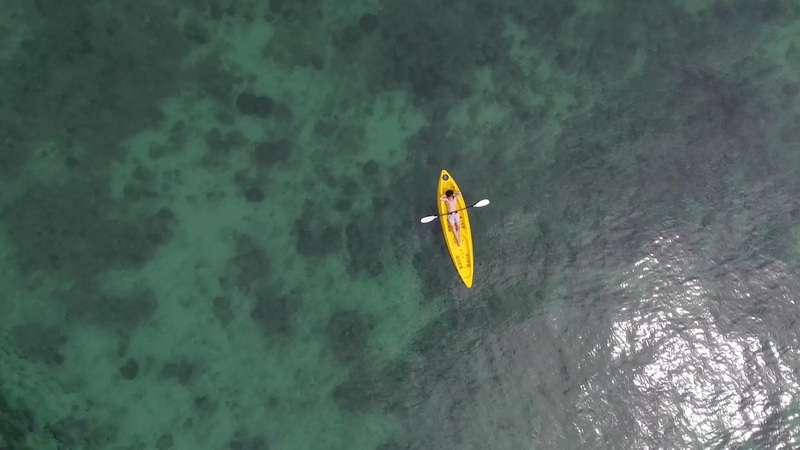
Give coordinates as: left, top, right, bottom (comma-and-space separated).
1, 0, 800, 449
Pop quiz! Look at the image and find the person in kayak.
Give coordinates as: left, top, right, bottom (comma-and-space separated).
439, 189, 462, 246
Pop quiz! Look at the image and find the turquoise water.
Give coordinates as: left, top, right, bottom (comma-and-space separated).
2, 0, 800, 448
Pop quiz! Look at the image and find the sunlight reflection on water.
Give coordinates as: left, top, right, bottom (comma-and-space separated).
594, 230, 800, 448
401, 218, 800, 450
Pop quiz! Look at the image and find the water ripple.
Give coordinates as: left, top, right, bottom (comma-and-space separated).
582, 226, 800, 448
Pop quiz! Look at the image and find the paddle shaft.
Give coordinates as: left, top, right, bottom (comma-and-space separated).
432, 201, 480, 218
420, 198, 489, 223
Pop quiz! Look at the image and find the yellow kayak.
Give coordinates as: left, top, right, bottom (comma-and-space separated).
437, 170, 474, 288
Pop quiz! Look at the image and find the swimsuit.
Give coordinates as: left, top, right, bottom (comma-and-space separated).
447, 211, 459, 225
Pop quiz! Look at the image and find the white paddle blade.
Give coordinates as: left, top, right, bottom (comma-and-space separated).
420, 216, 438, 224
474, 199, 490, 207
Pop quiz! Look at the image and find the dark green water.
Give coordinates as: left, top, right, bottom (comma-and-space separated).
2, 0, 800, 449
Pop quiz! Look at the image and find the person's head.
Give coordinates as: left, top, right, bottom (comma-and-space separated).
445, 190, 454, 198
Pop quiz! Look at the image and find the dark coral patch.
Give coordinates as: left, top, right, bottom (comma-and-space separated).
202, 128, 251, 170
6, 182, 172, 281
252, 96, 274, 117
0, 394, 34, 449
194, 395, 214, 413
233, 170, 255, 191
65, 155, 81, 168
325, 310, 371, 364
157, 207, 175, 221
345, 220, 384, 277
119, 358, 140, 380
293, 201, 342, 257
250, 289, 301, 337
236, 93, 257, 114
209, 0, 224, 19
229, 435, 269, 450
122, 182, 155, 202
294, 222, 341, 256
236, 93, 274, 117
381, 0, 508, 104
370, 194, 389, 213
0, 125, 29, 181
244, 187, 265, 202
282, 8, 299, 23
342, 25, 361, 44
331, 369, 384, 412
144, 208, 176, 245
232, 234, 270, 288
377, 443, 405, 450
332, 377, 368, 412
131, 165, 154, 182
341, 179, 360, 196
313, 120, 337, 137
334, 199, 351, 211
362, 159, 379, 176
47, 417, 89, 449
188, 53, 240, 105
12, 323, 67, 366
412, 248, 452, 298
736, 0, 784, 21
5, 0, 189, 166
62, 284, 158, 330
212, 296, 234, 326
358, 13, 379, 33
91, 218, 153, 267
159, 360, 196, 386
98, 290, 158, 330
253, 138, 293, 166
183, 17, 210, 44
156, 433, 174, 450
116, 330, 131, 358
47, 416, 118, 449
272, 102, 295, 122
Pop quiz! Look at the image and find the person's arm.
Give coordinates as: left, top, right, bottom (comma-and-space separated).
454, 191, 462, 198
439, 195, 447, 201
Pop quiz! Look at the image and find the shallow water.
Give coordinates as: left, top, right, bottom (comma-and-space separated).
1, 0, 800, 449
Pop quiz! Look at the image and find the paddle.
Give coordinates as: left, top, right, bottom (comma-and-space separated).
419, 199, 491, 223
